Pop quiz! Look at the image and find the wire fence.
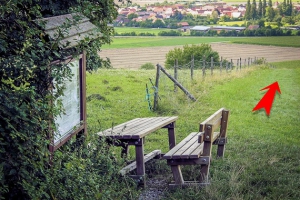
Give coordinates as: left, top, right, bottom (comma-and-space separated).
150, 56, 272, 110
173, 56, 269, 80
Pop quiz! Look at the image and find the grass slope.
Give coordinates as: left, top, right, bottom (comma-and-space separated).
86, 61, 300, 199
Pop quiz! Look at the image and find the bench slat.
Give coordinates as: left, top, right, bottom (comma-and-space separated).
97, 116, 178, 139
163, 132, 200, 159
172, 132, 202, 159
97, 118, 145, 136
189, 132, 220, 159
199, 108, 224, 132
130, 116, 178, 139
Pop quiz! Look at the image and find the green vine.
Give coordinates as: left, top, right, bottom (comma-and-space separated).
0, 1, 135, 199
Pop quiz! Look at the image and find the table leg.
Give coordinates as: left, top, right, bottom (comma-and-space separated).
135, 138, 146, 187
168, 122, 176, 149
121, 143, 129, 158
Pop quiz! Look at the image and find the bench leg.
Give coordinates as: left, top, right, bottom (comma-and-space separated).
121, 143, 129, 158
217, 145, 226, 158
217, 110, 229, 158
171, 165, 184, 185
200, 164, 210, 182
135, 138, 146, 188
168, 122, 176, 149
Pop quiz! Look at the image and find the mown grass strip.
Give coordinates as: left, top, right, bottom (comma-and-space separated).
103, 37, 241, 49
232, 36, 300, 47
103, 36, 300, 49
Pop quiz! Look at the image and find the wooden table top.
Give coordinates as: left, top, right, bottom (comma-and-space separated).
97, 116, 178, 139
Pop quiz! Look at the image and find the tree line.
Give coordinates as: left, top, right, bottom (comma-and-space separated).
244, 0, 294, 21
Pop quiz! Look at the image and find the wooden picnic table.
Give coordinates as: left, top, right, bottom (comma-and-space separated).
97, 116, 178, 187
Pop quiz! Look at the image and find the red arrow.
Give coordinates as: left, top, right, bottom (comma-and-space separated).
252, 82, 281, 116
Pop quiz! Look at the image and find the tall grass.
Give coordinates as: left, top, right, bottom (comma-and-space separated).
86, 60, 300, 199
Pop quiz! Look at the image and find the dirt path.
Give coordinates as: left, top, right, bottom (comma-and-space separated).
99, 43, 300, 69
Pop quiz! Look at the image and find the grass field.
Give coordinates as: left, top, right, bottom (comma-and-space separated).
103, 37, 239, 49
104, 36, 300, 49
232, 36, 300, 47
86, 60, 300, 199
114, 27, 178, 35
218, 21, 246, 26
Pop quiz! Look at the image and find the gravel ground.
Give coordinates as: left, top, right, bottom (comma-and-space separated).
138, 175, 170, 200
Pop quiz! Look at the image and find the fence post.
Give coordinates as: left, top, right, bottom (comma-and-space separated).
191, 55, 194, 80
174, 59, 178, 92
236, 59, 239, 71
230, 59, 233, 71
158, 65, 196, 101
220, 57, 222, 74
248, 57, 250, 67
153, 64, 161, 111
202, 56, 205, 77
211, 57, 213, 75
244, 58, 246, 68
226, 62, 228, 73
240, 58, 242, 70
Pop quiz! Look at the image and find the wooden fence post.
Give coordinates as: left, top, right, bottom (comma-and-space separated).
211, 57, 213, 75
236, 59, 239, 71
240, 58, 242, 70
248, 57, 250, 67
174, 59, 178, 92
226, 62, 228, 73
202, 56, 205, 77
220, 57, 222, 74
153, 64, 161, 110
230, 59, 233, 71
158, 64, 196, 101
191, 55, 194, 80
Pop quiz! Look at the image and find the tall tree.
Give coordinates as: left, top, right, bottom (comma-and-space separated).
245, 0, 252, 20
251, 0, 258, 19
266, 5, 275, 21
283, 0, 287, 15
258, 0, 263, 18
268, 0, 272, 7
286, 0, 293, 16
263, 0, 267, 16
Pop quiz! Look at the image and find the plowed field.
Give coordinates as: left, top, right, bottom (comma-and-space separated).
99, 43, 300, 69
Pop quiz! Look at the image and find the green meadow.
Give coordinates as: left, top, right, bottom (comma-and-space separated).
87, 60, 300, 199
104, 36, 300, 49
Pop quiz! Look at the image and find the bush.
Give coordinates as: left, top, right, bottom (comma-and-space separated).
158, 30, 182, 36
165, 44, 220, 69
138, 32, 155, 36
140, 62, 155, 69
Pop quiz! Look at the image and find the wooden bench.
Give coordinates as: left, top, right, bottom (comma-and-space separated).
163, 108, 229, 188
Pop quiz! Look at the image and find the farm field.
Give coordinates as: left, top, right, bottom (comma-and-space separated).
100, 42, 300, 69
103, 36, 243, 49
114, 27, 181, 35
87, 60, 300, 199
104, 36, 300, 49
